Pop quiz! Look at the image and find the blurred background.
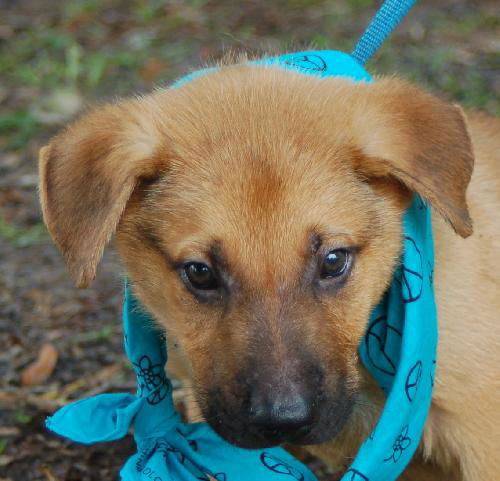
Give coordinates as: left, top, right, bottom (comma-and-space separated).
0, 1, 498, 479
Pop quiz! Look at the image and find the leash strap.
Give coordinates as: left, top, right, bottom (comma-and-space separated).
352, 0, 417, 65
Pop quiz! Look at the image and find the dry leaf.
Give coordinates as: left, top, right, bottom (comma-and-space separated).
21, 343, 58, 386
40, 464, 61, 481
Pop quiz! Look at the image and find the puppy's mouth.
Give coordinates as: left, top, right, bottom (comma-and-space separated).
202, 381, 355, 449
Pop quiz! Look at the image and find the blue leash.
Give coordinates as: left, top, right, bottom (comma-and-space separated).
352, 0, 417, 65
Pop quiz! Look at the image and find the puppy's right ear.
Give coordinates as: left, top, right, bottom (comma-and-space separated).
39, 98, 166, 287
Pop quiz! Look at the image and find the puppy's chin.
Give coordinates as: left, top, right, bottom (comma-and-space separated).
202, 391, 356, 450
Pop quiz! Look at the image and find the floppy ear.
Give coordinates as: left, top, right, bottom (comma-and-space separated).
352, 77, 474, 238
39, 98, 166, 287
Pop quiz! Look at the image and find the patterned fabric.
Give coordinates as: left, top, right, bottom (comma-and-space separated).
171, 50, 371, 89
47, 24, 437, 481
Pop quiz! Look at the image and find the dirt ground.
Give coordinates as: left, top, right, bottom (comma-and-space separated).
0, 1, 498, 480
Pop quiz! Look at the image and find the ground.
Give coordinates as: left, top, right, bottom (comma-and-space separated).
0, 1, 498, 480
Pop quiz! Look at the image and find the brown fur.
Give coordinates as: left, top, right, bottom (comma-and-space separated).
39, 64, 499, 480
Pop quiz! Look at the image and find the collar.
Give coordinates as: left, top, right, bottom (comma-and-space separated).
47, 51, 437, 481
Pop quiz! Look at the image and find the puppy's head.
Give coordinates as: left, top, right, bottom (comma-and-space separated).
39, 66, 473, 448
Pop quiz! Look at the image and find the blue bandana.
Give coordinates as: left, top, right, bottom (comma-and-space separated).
47, 51, 437, 481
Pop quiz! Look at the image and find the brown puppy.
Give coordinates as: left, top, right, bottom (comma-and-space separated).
38, 64, 500, 480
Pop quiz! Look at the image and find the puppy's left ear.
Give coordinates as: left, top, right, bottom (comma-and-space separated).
352, 78, 474, 238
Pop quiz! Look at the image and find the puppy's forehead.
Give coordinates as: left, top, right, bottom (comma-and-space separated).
152, 150, 372, 276
144, 67, 377, 280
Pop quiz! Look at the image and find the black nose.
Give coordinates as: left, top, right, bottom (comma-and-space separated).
248, 383, 314, 439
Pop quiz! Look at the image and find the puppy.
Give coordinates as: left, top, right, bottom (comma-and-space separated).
38, 63, 500, 480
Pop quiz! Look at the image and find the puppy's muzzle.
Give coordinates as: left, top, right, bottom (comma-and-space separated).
204, 357, 329, 449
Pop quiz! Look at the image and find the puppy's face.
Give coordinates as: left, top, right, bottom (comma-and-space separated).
119, 133, 403, 447
39, 65, 474, 448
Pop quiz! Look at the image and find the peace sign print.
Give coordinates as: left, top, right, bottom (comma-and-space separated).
343, 468, 369, 481
260, 453, 305, 480
365, 315, 402, 377
395, 236, 423, 303
284, 54, 327, 72
405, 361, 423, 402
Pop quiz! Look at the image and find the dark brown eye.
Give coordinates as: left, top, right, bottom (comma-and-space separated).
320, 249, 350, 278
184, 262, 219, 290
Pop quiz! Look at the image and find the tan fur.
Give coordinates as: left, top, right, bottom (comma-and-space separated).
38, 64, 499, 480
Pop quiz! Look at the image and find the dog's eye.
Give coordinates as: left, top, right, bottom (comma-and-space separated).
320, 249, 350, 278
184, 262, 219, 290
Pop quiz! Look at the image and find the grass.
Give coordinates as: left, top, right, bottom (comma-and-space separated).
13, 409, 33, 425
0, 217, 48, 247
0, 111, 40, 150
73, 326, 115, 345
0, 439, 8, 455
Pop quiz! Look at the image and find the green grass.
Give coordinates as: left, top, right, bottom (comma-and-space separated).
73, 326, 115, 344
13, 409, 33, 425
0, 439, 8, 455
0, 111, 40, 150
0, 217, 48, 248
